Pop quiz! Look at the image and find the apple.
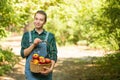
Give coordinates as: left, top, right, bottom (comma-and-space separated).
38, 56, 45, 64
33, 59, 39, 64
39, 58, 45, 64
45, 58, 51, 63
32, 53, 39, 60
39, 56, 44, 60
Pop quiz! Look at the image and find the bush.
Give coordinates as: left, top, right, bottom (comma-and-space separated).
0, 46, 19, 75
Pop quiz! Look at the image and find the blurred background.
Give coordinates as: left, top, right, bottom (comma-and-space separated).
0, 0, 120, 80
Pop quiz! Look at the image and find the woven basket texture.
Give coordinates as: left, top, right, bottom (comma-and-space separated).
30, 61, 51, 73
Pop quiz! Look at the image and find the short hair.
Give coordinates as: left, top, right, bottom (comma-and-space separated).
34, 10, 47, 22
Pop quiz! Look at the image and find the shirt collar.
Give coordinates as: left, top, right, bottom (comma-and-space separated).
32, 28, 47, 35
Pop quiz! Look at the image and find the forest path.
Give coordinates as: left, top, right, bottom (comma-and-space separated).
0, 35, 106, 80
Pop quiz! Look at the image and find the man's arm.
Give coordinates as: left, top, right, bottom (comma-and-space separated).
21, 32, 42, 58
24, 38, 42, 57
23, 43, 36, 57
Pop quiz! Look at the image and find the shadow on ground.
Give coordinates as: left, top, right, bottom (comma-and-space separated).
5, 56, 100, 80
53, 57, 98, 80
5, 62, 26, 80
3, 54, 120, 80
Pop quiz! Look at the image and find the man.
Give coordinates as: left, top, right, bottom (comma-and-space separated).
20, 10, 57, 80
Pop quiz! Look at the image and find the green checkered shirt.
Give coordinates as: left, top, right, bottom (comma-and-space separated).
20, 29, 57, 62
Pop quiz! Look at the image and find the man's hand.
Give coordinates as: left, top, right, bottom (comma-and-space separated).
39, 60, 55, 75
33, 38, 42, 46
40, 67, 52, 75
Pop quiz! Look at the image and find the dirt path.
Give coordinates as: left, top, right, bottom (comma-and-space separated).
0, 36, 105, 57
0, 36, 106, 80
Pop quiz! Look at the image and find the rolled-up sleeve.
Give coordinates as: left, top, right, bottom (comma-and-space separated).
49, 34, 58, 62
20, 32, 29, 58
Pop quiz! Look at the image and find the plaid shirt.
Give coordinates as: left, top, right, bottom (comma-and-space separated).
20, 29, 57, 62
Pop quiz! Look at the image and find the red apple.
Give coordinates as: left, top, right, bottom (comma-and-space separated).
39, 58, 45, 64
38, 56, 45, 64
45, 58, 51, 63
32, 53, 39, 60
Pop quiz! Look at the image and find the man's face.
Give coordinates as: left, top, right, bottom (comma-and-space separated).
34, 13, 46, 29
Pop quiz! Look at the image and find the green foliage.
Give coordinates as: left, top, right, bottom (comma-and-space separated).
0, 0, 120, 50
80, 0, 120, 50
103, 0, 120, 50
0, 28, 7, 38
0, 46, 19, 75
0, 0, 14, 27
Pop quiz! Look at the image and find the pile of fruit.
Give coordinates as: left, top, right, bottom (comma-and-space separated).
31, 53, 51, 64
30, 53, 52, 73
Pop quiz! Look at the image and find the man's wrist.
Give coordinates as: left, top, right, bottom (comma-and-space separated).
32, 43, 37, 47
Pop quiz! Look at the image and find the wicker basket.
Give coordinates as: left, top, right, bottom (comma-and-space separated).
30, 61, 51, 73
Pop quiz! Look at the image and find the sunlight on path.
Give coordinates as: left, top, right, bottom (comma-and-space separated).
0, 36, 106, 58
58, 46, 105, 58
0, 77, 14, 80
